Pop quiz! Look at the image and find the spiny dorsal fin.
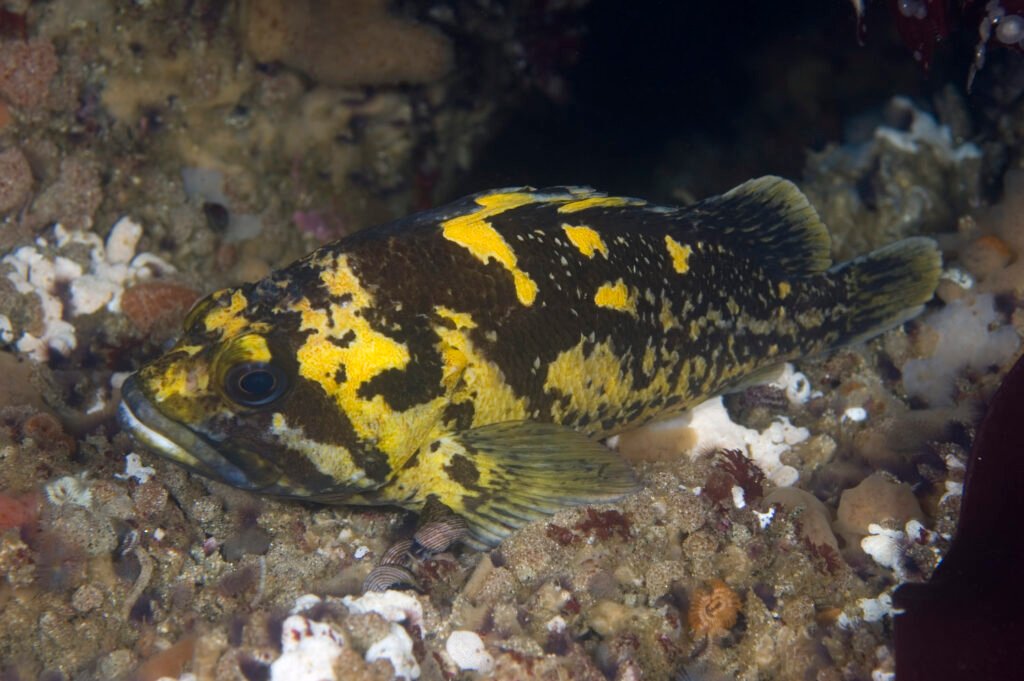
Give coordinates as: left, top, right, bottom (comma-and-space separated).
685, 176, 833, 275
362, 186, 602, 240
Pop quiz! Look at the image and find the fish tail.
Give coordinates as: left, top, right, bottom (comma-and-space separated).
830, 236, 942, 347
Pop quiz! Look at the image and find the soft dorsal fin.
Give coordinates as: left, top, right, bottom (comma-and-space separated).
684, 176, 833, 275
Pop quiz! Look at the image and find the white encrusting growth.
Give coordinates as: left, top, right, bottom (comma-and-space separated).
270, 613, 346, 681
270, 592, 425, 680
731, 485, 746, 509
680, 396, 808, 486
342, 590, 423, 679
0, 313, 12, 344
1, 218, 174, 360
902, 294, 1019, 407
837, 591, 897, 630
765, 362, 816, 405
873, 97, 981, 163
115, 453, 157, 484
843, 406, 868, 422
446, 630, 494, 673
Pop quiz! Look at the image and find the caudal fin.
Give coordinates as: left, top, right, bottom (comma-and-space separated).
831, 236, 942, 347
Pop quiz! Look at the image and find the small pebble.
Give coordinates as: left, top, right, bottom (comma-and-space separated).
220, 526, 271, 562
202, 201, 230, 232
0, 146, 32, 213
0, 39, 58, 109
121, 281, 201, 334
962, 234, 1014, 279
843, 406, 868, 422
71, 584, 103, 613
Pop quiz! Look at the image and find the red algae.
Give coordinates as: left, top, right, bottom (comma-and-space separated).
703, 448, 767, 509
0, 490, 38, 532
573, 508, 631, 542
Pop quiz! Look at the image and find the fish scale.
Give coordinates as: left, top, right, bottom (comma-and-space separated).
119, 176, 941, 547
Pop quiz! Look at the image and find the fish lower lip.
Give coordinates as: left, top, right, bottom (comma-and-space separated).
118, 374, 265, 490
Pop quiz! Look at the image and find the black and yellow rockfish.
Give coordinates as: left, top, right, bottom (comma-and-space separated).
119, 177, 940, 547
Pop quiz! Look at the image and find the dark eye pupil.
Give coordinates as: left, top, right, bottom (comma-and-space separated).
239, 369, 275, 396
225, 362, 286, 407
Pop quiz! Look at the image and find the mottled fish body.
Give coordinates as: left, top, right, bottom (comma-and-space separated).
119, 177, 941, 546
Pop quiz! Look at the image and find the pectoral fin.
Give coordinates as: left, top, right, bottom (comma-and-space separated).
388, 421, 639, 549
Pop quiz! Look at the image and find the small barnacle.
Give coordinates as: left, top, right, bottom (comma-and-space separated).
44, 474, 93, 508
687, 579, 742, 639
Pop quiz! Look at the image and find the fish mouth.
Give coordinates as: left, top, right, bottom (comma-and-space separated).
118, 374, 280, 491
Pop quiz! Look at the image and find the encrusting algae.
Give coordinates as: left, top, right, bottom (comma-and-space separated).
118, 176, 942, 548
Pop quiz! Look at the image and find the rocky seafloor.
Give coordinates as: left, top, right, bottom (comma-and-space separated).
2, 2, 1024, 680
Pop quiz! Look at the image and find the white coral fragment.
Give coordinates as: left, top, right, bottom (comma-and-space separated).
1, 219, 174, 361
105, 217, 143, 264
861, 524, 904, 571
366, 624, 419, 680
115, 453, 156, 484
269, 614, 346, 681
445, 630, 494, 673
678, 396, 807, 486
342, 590, 423, 679
341, 590, 423, 628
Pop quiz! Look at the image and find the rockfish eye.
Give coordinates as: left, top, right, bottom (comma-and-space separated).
225, 362, 288, 407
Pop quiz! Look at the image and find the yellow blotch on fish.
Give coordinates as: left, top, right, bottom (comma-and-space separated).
441, 192, 540, 306
593, 279, 638, 316
665, 236, 693, 274
562, 224, 609, 259
557, 195, 643, 214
